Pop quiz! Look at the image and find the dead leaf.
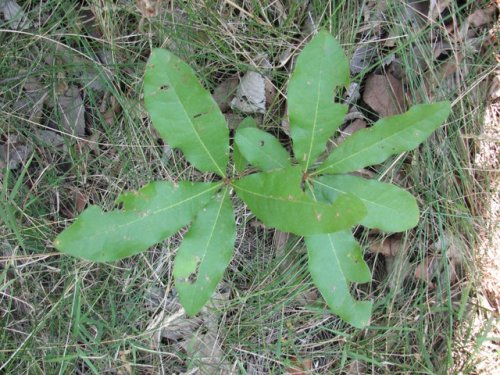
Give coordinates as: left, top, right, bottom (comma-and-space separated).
265, 79, 276, 107
294, 289, 319, 305
212, 76, 239, 112
363, 73, 405, 117
135, 0, 159, 18
350, 39, 379, 74
223, 112, 246, 130
414, 256, 440, 288
489, 74, 500, 100
414, 233, 464, 287
337, 119, 367, 143
230, 54, 273, 115
74, 190, 87, 214
180, 291, 232, 374
346, 360, 367, 375
0, 136, 32, 170
36, 130, 65, 147
183, 332, 232, 375
273, 230, 290, 258
387, 59, 404, 81
11, 76, 48, 125
57, 85, 85, 137
285, 356, 313, 375
0, 0, 31, 29
468, 5, 497, 28
419, 52, 465, 100
281, 106, 290, 135
346, 82, 361, 104
101, 95, 121, 126
158, 311, 201, 342
369, 236, 408, 257
344, 109, 365, 122
230, 71, 267, 114
428, 0, 452, 21
118, 350, 133, 375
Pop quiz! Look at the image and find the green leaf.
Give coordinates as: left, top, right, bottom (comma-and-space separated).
315, 101, 451, 174
306, 231, 372, 328
314, 174, 419, 231
54, 182, 220, 262
233, 117, 257, 173
144, 49, 229, 177
174, 187, 236, 315
234, 127, 290, 171
288, 30, 349, 169
232, 166, 366, 235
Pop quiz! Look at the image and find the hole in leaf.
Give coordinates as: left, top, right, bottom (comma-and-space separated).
159, 84, 170, 90
259, 140, 265, 146
187, 259, 202, 284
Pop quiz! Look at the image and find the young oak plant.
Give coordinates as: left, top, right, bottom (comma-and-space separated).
54, 31, 451, 328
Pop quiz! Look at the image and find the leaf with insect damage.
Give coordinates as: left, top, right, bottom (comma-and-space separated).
54, 181, 220, 262
288, 30, 349, 170
234, 127, 290, 171
232, 166, 366, 235
306, 230, 372, 328
316, 102, 451, 175
144, 49, 229, 176
233, 116, 257, 173
314, 174, 419, 231
174, 187, 236, 315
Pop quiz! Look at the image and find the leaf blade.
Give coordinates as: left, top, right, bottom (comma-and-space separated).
306, 231, 372, 328
232, 166, 366, 235
288, 30, 349, 169
54, 182, 220, 262
316, 101, 451, 174
144, 49, 229, 176
174, 187, 236, 315
233, 117, 257, 173
234, 127, 290, 171
315, 175, 419, 231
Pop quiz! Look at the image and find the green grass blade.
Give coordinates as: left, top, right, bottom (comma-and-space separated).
54, 182, 220, 262
315, 102, 451, 175
232, 166, 366, 235
314, 174, 419, 231
144, 49, 229, 177
234, 127, 291, 171
306, 230, 372, 328
174, 187, 236, 315
288, 30, 349, 169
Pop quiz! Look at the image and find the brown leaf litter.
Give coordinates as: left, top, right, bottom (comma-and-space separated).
0, 0, 31, 29
55, 85, 86, 138
369, 236, 408, 257
0, 135, 32, 170
230, 57, 274, 114
413, 233, 464, 288
146, 289, 233, 374
363, 73, 406, 117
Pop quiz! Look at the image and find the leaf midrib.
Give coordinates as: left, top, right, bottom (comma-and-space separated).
162, 59, 226, 177
239, 134, 288, 170
234, 183, 331, 209
304, 59, 323, 171
314, 178, 389, 210
314, 106, 447, 175
83, 183, 222, 241
191, 187, 229, 287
